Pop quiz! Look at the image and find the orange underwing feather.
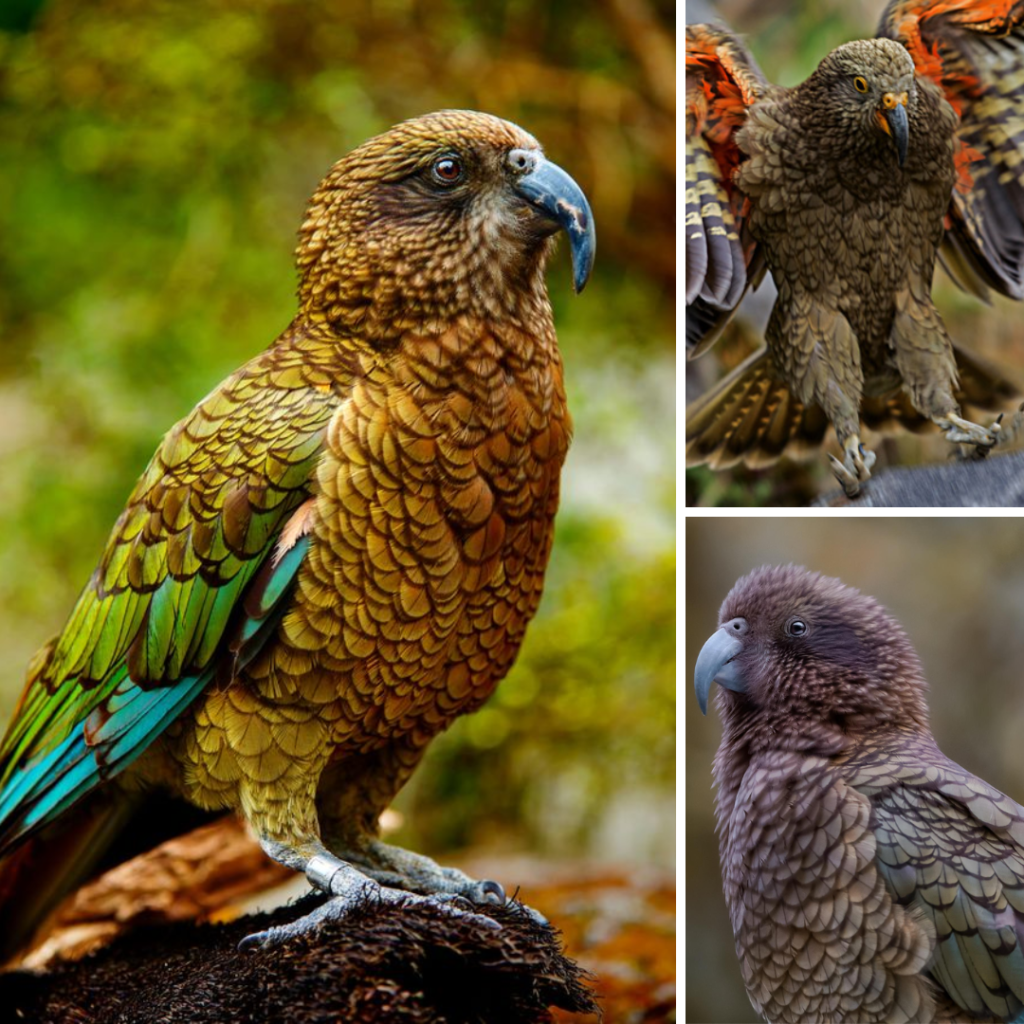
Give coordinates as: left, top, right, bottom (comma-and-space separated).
881, 0, 1024, 298
685, 24, 769, 354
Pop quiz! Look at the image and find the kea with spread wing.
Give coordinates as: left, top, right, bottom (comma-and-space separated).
686, 1, 1024, 496
0, 110, 595, 957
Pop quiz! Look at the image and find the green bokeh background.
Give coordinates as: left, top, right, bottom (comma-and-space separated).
686, 518, 1024, 1022
0, 0, 675, 871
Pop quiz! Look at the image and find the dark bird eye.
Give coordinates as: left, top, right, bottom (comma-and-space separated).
431, 156, 464, 186
786, 618, 808, 637
853, 76, 869, 93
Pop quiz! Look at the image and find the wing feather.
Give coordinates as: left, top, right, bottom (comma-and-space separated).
880, 0, 1024, 297
0, 325, 349, 851
685, 23, 768, 355
848, 736, 1024, 1019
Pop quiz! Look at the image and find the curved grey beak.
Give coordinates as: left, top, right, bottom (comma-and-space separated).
884, 102, 909, 168
694, 625, 747, 715
511, 150, 596, 293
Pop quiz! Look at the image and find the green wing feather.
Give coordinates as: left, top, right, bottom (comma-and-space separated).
0, 326, 349, 845
853, 738, 1024, 1020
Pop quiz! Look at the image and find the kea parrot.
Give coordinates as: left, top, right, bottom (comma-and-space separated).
695, 564, 1024, 1023
0, 109, 596, 957
685, 0, 1024, 496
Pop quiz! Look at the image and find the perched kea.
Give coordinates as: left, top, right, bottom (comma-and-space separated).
0, 109, 595, 958
685, 1, 1024, 496
694, 565, 1024, 1023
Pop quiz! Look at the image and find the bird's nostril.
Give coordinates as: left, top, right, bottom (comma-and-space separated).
509, 150, 536, 172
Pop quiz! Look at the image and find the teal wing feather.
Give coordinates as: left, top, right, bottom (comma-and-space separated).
0, 329, 345, 852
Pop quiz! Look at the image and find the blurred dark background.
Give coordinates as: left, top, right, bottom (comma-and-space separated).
0, 0, 674, 877
685, 0, 1024, 506
686, 517, 1024, 1022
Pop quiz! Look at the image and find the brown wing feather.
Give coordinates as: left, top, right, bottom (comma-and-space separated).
846, 734, 1024, 1020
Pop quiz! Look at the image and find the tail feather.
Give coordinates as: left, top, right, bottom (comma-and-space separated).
859, 387, 933, 435
0, 794, 135, 963
687, 343, 1022, 472
685, 347, 829, 469
0, 788, 219, 963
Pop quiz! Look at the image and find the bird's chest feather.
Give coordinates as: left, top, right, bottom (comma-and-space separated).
723, 752, 882, 1017
738, 95, 955, 350
276, 320, 571, 745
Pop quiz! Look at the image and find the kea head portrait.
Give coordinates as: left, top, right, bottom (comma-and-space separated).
695, 564, 932, 741
295, 109, 596, 336
803, 38, 918, 168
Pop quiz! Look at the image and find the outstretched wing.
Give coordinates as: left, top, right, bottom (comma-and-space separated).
879, 0, 1024, 300
0, 327, 346, 852
685, 23, 769, 357
849, 736, 1024, 1021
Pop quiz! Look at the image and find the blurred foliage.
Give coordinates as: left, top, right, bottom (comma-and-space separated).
685, 0, 1024, 506
686, 517, 1024, 1022
0, 0, 674, 869
528, 867, 675, 1023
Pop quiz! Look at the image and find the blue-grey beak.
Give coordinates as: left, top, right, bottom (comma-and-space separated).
884, 100, 909, 168
694, 620, 749, 715
510, 149, 596, 293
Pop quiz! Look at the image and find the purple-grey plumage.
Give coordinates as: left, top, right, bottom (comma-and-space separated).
695, 565, 1024, 1023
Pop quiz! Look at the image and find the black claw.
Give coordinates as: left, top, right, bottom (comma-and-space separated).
507, 886, 549, 926
480, 879, 506, 904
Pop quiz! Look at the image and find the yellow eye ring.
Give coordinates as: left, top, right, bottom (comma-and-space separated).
854, 76, 869, 93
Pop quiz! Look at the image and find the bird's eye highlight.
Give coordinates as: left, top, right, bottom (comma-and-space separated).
786, 618, 808, 637
853, 76, 869, 93
431, 155, 464, 186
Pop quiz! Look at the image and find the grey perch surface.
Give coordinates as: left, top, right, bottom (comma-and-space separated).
816, 450, 1024, 507
0, 895, 598, 1024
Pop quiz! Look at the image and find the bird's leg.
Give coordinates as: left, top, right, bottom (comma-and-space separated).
980, 403, 1024, 454
769, 291, 869, 495
236, 765, 505, 951
238, 833, 503, 951
828, 433, 876, 498
327, 835, 549, 927
317, 742, 546, 922
888, 290, 1001, 457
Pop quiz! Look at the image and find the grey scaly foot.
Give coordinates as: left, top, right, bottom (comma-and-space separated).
828, 437, 876, 498
340, 839, 548, 926
238, 853, 502, 951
